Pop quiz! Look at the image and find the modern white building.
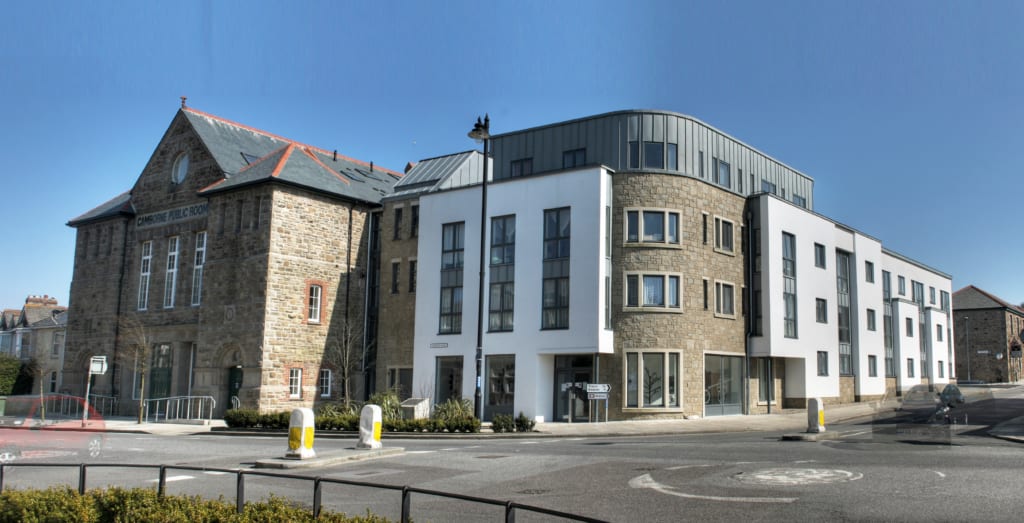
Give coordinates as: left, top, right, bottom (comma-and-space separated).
398, 110, 955, 422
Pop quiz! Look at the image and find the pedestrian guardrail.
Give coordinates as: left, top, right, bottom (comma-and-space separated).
0, 462, 607, 522
144, 395, 216, 423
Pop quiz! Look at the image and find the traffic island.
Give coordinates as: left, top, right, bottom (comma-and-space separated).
255, 447, 404, 469
782, 397, 840, 442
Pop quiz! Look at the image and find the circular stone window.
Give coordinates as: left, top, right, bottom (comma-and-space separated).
171, 152, 190, 184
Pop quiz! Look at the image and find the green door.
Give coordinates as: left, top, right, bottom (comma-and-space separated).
149, 344, 172, 399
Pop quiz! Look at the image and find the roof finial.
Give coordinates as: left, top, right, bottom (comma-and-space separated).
180, 96, 187, 109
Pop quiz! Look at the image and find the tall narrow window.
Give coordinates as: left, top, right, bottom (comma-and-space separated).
816, 298, 828, 323
489, 215, 516, 332
898, 276, 906, 295
715, 158, 731, 188
793, 194, 807, 208
439, 222, 465, 334
411, 205, 419, 237
817, 351, 829, 376
393, 207, 403, 240
409, 259, 417, 293
391, 261, 400, 294
865, 261, 875, 283
714, 217, 734, 254
319, 369, 332, 398
715, 281, 735, 317
814, 243, 826, 268
191, 231, 206, 306
289, 368, 302, 399
883, 270, 895, 376
762, 180, 777, 194
667, 143, 678, 170
783, 232, 797, 338
138, 241, 152, 310
836, 251, 852, 375
628, 141, 640, 169
307, 284, 322, 324
163, 236, 179, 309
542, 208, 570, 329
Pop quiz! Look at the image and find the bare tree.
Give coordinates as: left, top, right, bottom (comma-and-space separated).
116, 314, 154, 424
322, 316, 364, 411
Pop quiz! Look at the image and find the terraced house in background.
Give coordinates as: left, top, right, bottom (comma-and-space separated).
63, 105, 954, 421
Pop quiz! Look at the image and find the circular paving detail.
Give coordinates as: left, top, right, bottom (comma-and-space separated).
734, 468, 863, 486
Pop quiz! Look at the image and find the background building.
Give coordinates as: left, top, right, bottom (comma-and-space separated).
953, 285, 1024, 383
0, 295, 66, 394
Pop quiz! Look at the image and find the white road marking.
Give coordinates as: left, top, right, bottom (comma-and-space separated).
736, 468, 863, 486
793, 460, 817, 464
843, 430, 872, 438
666, 464, 716, 471
629, 474, 797, 504
933, 471, 946, 478
203, 471, 230, 476
405, 450, 436, 454
519, 441, 540, 445
148, 475, 194, 483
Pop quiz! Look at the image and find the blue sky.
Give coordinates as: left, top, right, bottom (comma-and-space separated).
2, 0, 1023, 308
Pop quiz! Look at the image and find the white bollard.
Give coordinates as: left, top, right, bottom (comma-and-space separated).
285, 408, 316, 459
807, 398, 825, 433
357, 404, 383, 449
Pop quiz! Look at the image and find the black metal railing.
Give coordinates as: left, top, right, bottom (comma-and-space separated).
0, 463, 606, 522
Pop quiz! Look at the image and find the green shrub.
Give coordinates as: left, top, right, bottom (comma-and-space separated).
0, 487, 391, 522
432, 398, 474, 423
366, 391, 402, 421
515, 412, 536, 433
0, 354, 21, 396
224, 408, 259, 428
491, 414, 514, 433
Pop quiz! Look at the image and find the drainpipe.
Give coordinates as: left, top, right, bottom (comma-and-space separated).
111, 217, 130, 398
744, 208, 754, 415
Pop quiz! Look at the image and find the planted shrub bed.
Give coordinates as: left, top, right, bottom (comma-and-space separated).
0, 487, 388, 522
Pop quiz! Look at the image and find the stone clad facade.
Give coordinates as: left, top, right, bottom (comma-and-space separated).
374, 198, 419, 399
65, 106, 397, 416
953, 285, 1024, 383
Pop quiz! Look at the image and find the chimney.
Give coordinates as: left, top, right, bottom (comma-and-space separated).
405, 161, 417, 174
370, 161, 374, 172
333, 150, 337, 161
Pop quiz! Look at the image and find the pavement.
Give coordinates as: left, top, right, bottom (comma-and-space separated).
95, 385, 1024, 467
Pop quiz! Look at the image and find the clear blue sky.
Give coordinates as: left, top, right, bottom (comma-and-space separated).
2, 0, 1022, 309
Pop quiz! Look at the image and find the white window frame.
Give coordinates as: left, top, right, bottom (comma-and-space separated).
138, 241, 152, 310
623, 208, 680, 246
192, 231, 206, 306
624, 349, 682, 410
624, 271, 682, 312
714, 280, 736, 318
713, 216, 735, 255
289, 368, 303, 399
308, 285, 322, 324
318, 368, 332, 398
163, 236, 179, 309
51, 331, 64, 357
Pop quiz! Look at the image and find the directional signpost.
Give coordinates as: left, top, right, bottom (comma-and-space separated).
586, 384, 611, 422
83, 356, 108, 426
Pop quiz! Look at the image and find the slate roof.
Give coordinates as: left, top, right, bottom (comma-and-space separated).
952, 285, 1024, 315
70, 107, 403, 228
1, 310, 20, 330
185, 108, 401, 202
386, 150, 488, 201
67, 191, 134, 226
31, 310, 66, 329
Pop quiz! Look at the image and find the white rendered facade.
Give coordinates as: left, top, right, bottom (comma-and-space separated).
751, 194, 953, 404
412, 167, 614, 422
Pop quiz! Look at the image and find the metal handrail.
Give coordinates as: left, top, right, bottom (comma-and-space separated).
143, 395, 216, 423
0, 462, 607, 522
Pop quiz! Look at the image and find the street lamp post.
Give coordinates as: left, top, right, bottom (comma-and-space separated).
468, 115, 490, 422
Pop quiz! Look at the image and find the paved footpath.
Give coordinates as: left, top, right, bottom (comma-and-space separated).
103, 384, 1024, 442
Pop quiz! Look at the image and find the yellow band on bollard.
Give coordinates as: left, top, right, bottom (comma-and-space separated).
288, 427, 301, 451
373, 421, 382, 442
818, 410, 825, 427
304, 427, 315, 449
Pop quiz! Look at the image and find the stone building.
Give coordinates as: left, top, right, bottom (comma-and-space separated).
952, 285, 1024, 383
65, 103, 400, 416
0, 295, 66, 394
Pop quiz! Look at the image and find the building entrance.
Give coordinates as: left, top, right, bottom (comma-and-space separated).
553, 355, 592, 422
705, 354, 743, 416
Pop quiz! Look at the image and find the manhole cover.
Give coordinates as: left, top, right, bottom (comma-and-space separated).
734, 468, 862, 486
